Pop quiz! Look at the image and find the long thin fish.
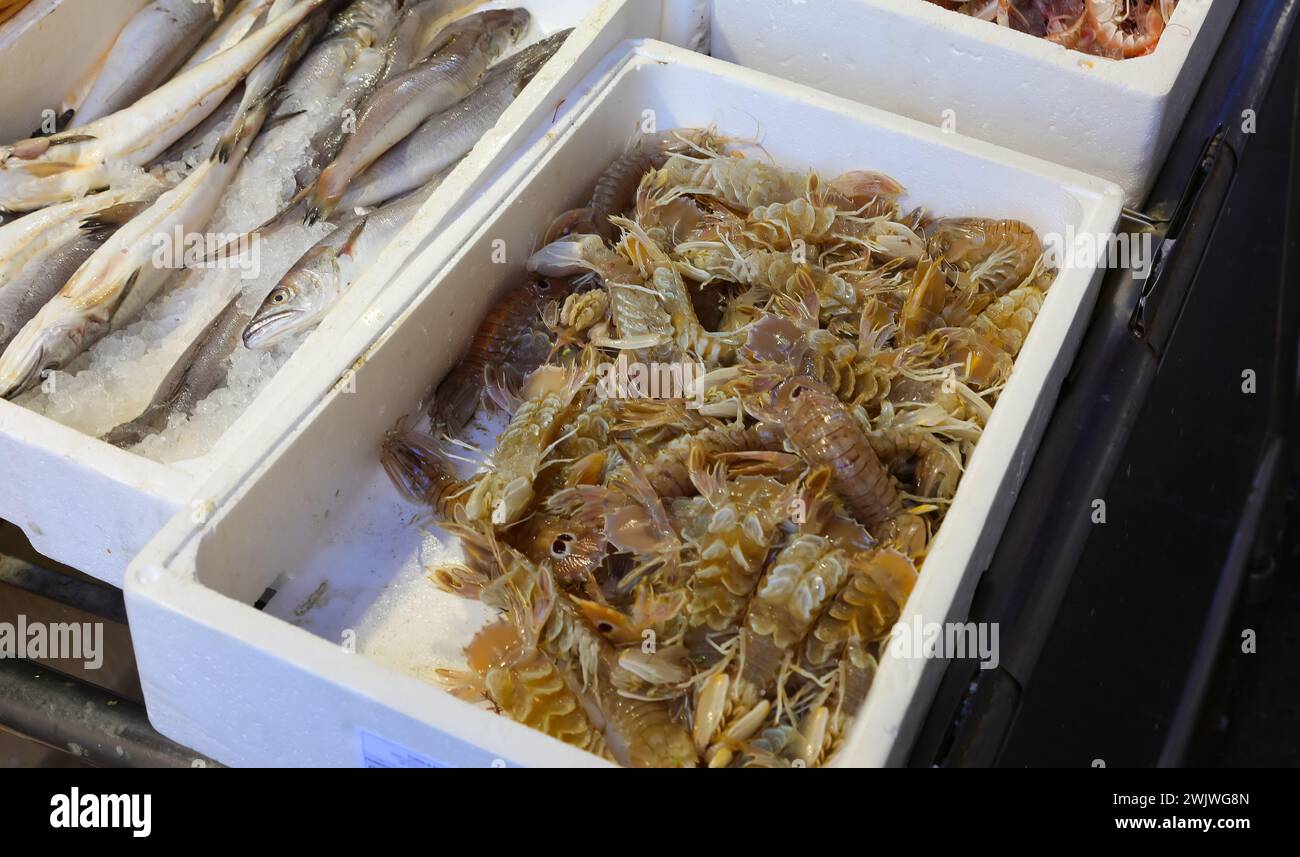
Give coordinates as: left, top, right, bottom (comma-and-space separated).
380, 0, 480, 84
193, 0, 403, 262
244, 173, 445, 347
213, 0, 331, 162
0, 221, 137, 356
52, 21, 132, 133
0, 96, 276, 399
266, 0, 403, 191
0, 0, 328, 213
179, 0, 278, 73
101, 292, 249, 448
70, 0, 224, 129
0, 185, 159, 284
306, 7, 528, 222
342, 28, 569, 210
148, 90, 246, 168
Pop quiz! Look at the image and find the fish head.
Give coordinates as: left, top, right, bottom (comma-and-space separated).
334, 0, 403, 47
243, 249, 339, 349
483, 8, 532, 54
0, 305, 85, 400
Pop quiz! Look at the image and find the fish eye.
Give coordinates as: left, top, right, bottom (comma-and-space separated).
270, 289, 288, 304
597, 622, 614, 634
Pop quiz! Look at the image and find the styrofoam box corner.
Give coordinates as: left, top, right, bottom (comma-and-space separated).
0, 0, 151, 142
0, 0, 674, 586
127, 39, 1122, 768
709, 0, 1238, 205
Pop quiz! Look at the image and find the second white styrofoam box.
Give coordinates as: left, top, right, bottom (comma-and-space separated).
707, 0, 1238, 204
0, 0, 684, 586
125, 39, 1123, 767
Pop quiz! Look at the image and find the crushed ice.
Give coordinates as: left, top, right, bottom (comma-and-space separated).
16, 108, 339, 464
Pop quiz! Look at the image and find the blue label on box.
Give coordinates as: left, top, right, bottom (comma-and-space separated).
358, 730, 445, 768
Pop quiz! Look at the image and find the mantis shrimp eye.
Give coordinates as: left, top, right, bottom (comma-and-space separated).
551, 533, 575, 557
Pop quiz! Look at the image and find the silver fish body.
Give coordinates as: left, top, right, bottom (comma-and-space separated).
0, 185, 157, 287
244, 173, 443, 348
0, 234, 110, 356
343, 28, 569, 210
249, 0, 403, 192
0, 97, 274, 399
215, 0, 332, 162
70, 0, 224, 128
149, 90, 245, 168
307, 7, 528, 222
0, 0, 328, 213
380, 0, 469, 84
180, 0, 278, 73
101, 293, 249, 448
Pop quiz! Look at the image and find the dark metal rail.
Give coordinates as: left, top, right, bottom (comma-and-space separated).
912, 0, 1300, 767
0, 659, 221, 768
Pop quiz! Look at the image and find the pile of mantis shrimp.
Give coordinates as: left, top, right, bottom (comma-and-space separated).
928, 0, 1180, 58
381, 127, 1054, 767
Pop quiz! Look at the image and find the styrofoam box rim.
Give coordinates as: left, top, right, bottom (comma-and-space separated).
128, 38, 1123, 768
864, 0, 1217, 95
706, 0, 1238, 205
0, 0, 651, 585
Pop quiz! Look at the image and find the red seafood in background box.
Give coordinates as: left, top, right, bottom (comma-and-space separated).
927, 0, 1179, 58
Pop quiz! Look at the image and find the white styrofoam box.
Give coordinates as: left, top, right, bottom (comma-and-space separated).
708, 0, 1238, 204
0, 0, 675, 586
0, 0, 150, 142
659, 0, 710, 52
126, 39, 1123, 768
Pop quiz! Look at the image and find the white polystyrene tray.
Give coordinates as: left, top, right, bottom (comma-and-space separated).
0, 0, 673, 585
707, 0, 1238, 204
125, 39, 1123, 768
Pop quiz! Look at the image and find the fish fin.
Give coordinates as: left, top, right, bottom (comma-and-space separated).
338, 219, 368, 259
265, 108, 308, 131
48, 133, 97, 147
20, 161, 79, 178
101, 406, 165, 449
304, 183, 336, 226
91, 268, 142, 316
80, 202, 147, 241
213, 126, 241, 164
190, 191, 307, 267
213, 85, 283, 163
28, 109, 75, 139
9, 133, 97, 161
